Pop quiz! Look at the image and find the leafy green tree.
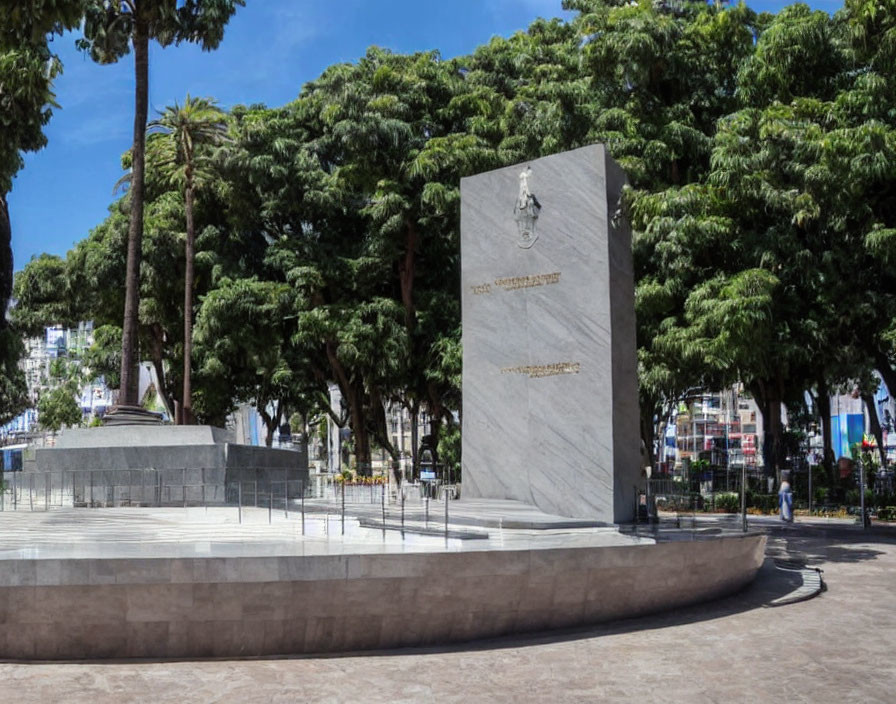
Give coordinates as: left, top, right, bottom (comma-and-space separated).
11, 254, 77, 336
76, 0, 244, 408
37, 386, 82, 432
193, 277, 317, 444
147, 95, 227, 423
0, 1, 82, 422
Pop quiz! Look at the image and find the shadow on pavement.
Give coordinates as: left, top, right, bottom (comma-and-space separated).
297, 557, 807, 660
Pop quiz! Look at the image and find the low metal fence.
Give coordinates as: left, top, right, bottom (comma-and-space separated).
0, 469, 461, 535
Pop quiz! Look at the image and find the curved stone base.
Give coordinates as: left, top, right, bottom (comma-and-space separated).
0, 533, 765, 660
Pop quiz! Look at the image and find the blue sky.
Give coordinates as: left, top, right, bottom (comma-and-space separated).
8, 0, 842, 271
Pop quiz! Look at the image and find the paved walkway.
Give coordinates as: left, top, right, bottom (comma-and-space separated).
1, 524, 894, 703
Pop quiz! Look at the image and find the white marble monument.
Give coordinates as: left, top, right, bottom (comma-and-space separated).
460, 144, 640, 523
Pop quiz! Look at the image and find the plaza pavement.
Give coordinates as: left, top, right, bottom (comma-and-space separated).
0, 518, 894, 703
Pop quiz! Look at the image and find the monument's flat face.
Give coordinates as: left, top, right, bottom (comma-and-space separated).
461, 144, 640, 523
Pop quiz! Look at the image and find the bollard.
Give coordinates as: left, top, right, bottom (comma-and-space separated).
341, 480, 345, 536
424, 496, 429, 527
72, 472, 76, 508
45, 473, 49, 512
158, 471, 163, 507
29, 473, 34, 512
90, 471, 94, 508
238, 481, 242, 524
401, 490, 405, 531
444, 489, 449, 538
381, 481, 386, 529
284, 480, 288, 519
13, 471, 17, 510
254, 479, 258, 508
202, 468, 206, 511
182, 468, 187, 508
269, 490, 272, 525
301, 480, 305, 535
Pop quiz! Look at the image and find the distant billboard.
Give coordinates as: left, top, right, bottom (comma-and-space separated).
831, 413, 864, 459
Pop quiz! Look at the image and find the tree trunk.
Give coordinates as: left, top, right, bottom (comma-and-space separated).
640, 397, 658, 473
351, 398, 371, 476
817, 380, 834, 484
259, 401, 282, 448
874, 349, 896, 406
410, 403, 420, 481
182, 179, 195, 424
0, 194, 11, 329
324, 340, 370, 475
862, 392, 887, 469
428, 402, 442, 478
118, 21, 149, 407
148, 323, 174, 420
752, 379, 784, 480
399, 219, 418, 330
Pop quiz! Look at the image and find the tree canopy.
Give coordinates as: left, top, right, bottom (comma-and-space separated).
11, 0, 896, 479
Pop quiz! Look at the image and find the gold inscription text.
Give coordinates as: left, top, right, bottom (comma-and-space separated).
500, 362, 582, 378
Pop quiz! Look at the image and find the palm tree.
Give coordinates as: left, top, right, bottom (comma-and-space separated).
148, 95, 227, 424
76, 1, 244, 415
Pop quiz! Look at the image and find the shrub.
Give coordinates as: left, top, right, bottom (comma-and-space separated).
714, 492, 740, 513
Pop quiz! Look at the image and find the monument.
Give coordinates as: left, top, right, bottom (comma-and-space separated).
0, 144, 769, 660
461, 144, 640, 523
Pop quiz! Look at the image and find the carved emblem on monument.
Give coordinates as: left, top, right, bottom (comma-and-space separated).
514, 166, 542, 249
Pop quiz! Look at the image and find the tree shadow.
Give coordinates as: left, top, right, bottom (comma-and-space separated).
767, 531, 895, 567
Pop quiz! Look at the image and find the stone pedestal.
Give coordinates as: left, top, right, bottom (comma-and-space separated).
34, 425, 309, 506
460, 144, 640, 523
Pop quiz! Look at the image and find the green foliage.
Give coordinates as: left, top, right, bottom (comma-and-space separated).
12, 0, 896, 481
437, 421, 461, 482
83, 325, 122, 389
37, 385, 81, 432
11, 254, 76, 336
0, 328, 28, 426
714, 492, 740, 513
76, 0, 246, 64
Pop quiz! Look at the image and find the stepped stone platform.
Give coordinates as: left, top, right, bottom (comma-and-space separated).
0, 506, 765, 659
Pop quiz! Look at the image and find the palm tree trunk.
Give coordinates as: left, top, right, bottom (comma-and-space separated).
0, 194, 11, 329
118, 20, 149, 407
182, 179, 195, 424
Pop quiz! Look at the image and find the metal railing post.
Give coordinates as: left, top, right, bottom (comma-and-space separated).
284, 479, 288, 519
13, 471, 17, 510
381, 481, 386, 528
45, 473, 49, 511
401, 489, 405, 530
341, 480, 345, 535
29, 473, 34, 512
89, 471, 94, 508
444, 489, 449, 538
301, 479, 305, 535
254, 478, 258, 508
238, 481, 242, 524
182, 468, 187, 508
268, 489, 272, 525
